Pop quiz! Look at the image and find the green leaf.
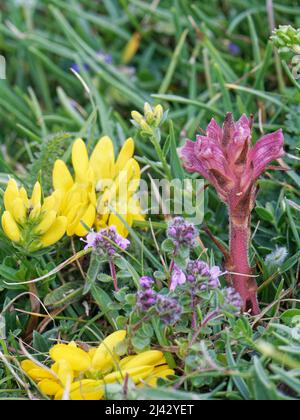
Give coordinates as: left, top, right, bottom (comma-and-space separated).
280, 309, 300, 326
91, 284, 118, 329
44, 282, 83, 309
255, 207, 274, 222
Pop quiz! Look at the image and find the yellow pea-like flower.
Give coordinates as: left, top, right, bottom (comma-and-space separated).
53, 137, 144, 238
2, 211, 21, 242
21, 331, 174, 400
1, 179, 67, 251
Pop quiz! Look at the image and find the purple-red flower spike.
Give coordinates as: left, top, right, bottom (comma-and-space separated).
180, 113, 284, 315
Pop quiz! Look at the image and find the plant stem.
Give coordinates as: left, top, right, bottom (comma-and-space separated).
227, 213, 260, 315
109, 259, 119, 292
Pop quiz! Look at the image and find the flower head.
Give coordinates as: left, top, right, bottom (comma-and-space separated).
21, 331, 174, 400
1, 179, 67, 251
223, 287, 243, 313
137, 288, 158, 311
53, 137, 144, 238
131, 103, 165, 135
186, 261, 221, 291
139, 276, 155, 289
83, 226, 130, 257
156, 295, 182, 325
180, 114, 284, 221
167, 217, 198, 249
271, 25, 300, 53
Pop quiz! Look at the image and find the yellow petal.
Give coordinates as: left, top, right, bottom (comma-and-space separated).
21, 360, 39, 373
53, 160, 74, 192
92, 330, 126, 370
2, 211, 21, 242
19, 187, 29, 207
42, 191, 62, 214
56, 359, 74, 387
31, 182, 42, 208
38, 379, 62, 396
72, 139, 89, 183
39, 216, 67, 248
118, 355, 136, 369
88, 348, 97, 359
49, 344, 91, 371
144, 368, 175, 387
90, 136, 115, 181
124, 159, 141, 194
4, 179, 20, 214
70, 380, 104, 401
27, 368, 56, 381
11, 197, 27, 223
122, 32, 141, 64
35, 210, 57, 235
74, 204, 96, 237
108, 213, 128, 238
115, 138, 135, 174
120, 351, 164, 369
103, 366, 154, 385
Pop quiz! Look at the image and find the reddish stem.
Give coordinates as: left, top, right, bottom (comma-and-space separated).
227, 213, 260, 315
109, 259, 119, 292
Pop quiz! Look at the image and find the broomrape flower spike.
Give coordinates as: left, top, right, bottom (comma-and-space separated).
53, 137, 144, 238
180, 113, 284, 314
21, 331, 174, 400
1, 179, 67, 252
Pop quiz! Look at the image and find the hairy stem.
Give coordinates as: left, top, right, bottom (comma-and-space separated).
227, 214, 260, 315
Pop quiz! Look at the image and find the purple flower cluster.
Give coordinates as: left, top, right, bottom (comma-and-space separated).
167, 217, 198, 249
83, 226, 130, 257
186, 260, 222, 291
137, 276, 158, 312
156, 295, 182, 325
224, 287, 243, 313
136, 277, 182, 325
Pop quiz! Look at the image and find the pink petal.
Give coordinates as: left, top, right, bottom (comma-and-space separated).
178, 140, 211, 180
249, 129, 284, 179
206, 118, 223, 143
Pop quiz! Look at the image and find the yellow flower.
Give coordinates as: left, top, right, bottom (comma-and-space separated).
1, 179, 67, 251
22, 331, 174, 400
53, 139, 96, 237
53, 137, 144, 238
94, 137, 143, 237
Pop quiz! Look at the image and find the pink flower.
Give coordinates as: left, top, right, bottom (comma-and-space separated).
170, 264, 187, 291
179, 113, 284, 206
179, 113, 285, 315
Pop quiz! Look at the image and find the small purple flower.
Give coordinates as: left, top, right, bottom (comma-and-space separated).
70, 51, 113, 73
167, 217, 198, 249
82, 226, 130, 257
228, 42, 241, 56
137, 289, 158, 312
224, 287, 243, 313
156, 295, 182, 325
170, 264, 186, 291
186, 260, 222, 291
186, 260, 210, 283
139, 276, 155, 290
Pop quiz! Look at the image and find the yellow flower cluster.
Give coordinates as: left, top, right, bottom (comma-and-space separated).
53, 136, 144, 238
1, 136, 144, 250
21, 331, 174, 400
1, 180, 67, 252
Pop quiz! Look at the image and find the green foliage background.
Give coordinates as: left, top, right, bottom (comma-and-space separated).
0, 0, 299, 401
